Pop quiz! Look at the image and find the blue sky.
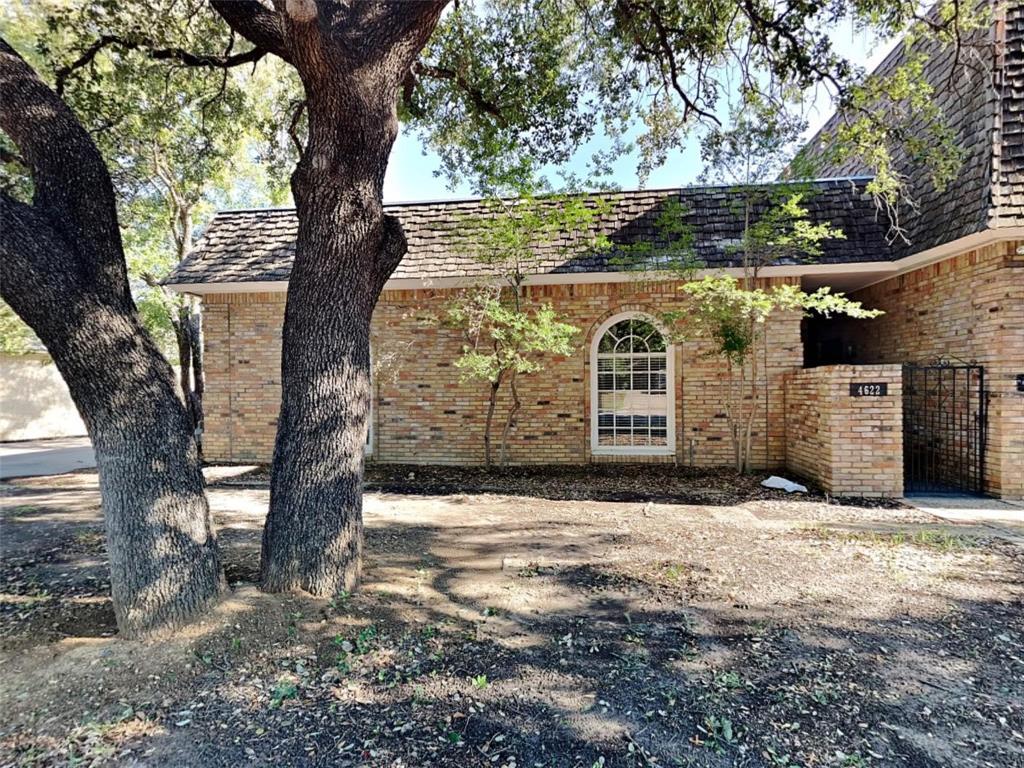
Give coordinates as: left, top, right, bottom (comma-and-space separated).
382, 22, 896, 203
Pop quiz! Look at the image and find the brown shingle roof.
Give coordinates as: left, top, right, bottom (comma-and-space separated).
165, 178, 895, 286
803, 2, 1023, 255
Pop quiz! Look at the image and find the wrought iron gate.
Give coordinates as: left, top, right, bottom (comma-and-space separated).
902, 364, 986, 494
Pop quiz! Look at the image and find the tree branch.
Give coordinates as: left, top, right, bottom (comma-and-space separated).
0, 189, 81, 316
209, 0, 291, 62
287, 99, 307, 156
0, 37, 130, 302
55, 34, 267, 95
275, 0, 331, 80
370, 1, 449, 65
613, 0, 720, 126
412, 62, 507, 126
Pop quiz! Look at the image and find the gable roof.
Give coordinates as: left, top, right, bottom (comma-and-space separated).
165, 177, 895, 288
803, 1, 1024, 256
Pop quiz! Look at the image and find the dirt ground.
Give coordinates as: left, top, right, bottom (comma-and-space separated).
1, 467, 1022, 768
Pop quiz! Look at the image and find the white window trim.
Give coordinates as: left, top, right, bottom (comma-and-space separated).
590, 311, 676, 456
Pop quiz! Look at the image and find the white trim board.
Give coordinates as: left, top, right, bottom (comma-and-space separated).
165, 227, 1024, 297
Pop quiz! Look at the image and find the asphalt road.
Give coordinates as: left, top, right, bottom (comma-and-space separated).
0, 437, 95, 480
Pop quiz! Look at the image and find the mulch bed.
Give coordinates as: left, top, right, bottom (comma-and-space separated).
214, 462, 901, 507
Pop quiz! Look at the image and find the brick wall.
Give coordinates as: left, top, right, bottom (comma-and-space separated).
201, 279, 804, 468
202, 293, 283, 463
785, 365, 904, 497
845, 240, 1024, 499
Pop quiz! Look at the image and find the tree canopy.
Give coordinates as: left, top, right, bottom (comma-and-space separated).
4, 0, 985, 241
1, 0, 294, 357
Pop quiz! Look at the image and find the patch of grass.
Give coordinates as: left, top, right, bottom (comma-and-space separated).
355, 624, 377, 654
335, 651, 351, 674
269, 679, 298, 708
697, 714, 739, 753
5, 505, 39, 516
837, 752, 869, 767
516, 561, 542, 578
285, 611, 303, 638
909, 529, 979, 551
56, 707, 162, 766
714, 671, 746, 692
471, 674, 489, 689
72, 530, 104, 547
662, 563, 687, 581
809, 526, 980, 551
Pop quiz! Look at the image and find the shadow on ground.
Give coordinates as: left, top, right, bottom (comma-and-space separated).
1, 472, 1022, 767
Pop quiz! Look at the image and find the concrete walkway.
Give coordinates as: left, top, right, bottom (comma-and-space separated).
904, 494, 1024, 545
0, 437, 95, 480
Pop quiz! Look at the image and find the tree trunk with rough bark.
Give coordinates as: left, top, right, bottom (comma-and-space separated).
188, 304, 205, 442
211, 1, 447, 596
174, 299, 204, 451
499, 372, 521, 467
0, 40, 224, 637
483, 376, 502, 469
168, 206, 205, 448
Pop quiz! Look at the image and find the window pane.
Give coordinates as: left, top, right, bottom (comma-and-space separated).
629, 319, 656, 337
595, 317, 670, 451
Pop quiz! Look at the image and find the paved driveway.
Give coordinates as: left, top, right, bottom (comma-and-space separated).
0, 437, 95, 480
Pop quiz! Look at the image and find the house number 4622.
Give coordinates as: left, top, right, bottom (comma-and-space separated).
850, 382, 888, 397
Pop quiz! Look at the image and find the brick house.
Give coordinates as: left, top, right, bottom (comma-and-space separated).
166, 6, 1023, 499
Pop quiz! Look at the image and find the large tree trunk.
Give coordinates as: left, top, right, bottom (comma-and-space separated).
258, 62, 409, 596
28, 287, 224, 636
260, 168, 403, 593
0, 39, 224, 638
211, 0, 447, 596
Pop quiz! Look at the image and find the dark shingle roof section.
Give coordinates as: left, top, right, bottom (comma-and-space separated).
994, 1, 1024, 225
166, 178, 895, 286
802, 12, 999, 257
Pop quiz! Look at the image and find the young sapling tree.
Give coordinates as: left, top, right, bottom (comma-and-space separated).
670, 106, 882, 472
445, 187, 609, 467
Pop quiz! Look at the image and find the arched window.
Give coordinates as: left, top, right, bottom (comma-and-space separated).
591, 313, 674, 454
